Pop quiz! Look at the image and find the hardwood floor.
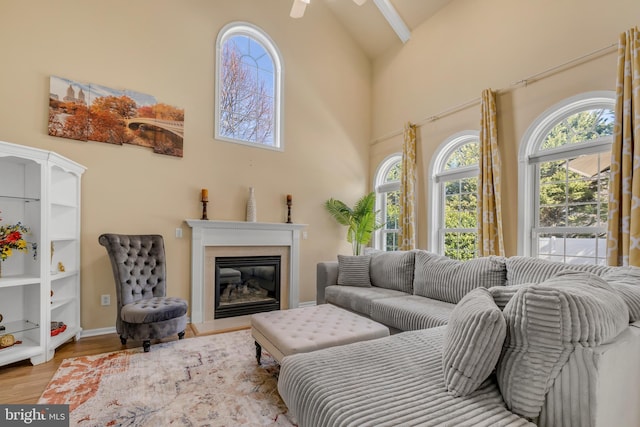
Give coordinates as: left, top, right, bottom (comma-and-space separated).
0, 326, 197, 404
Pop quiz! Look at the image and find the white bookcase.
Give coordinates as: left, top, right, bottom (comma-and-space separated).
0, 140, 85, 365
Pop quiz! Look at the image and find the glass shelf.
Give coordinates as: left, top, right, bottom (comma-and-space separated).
1, 319, 39, 335
0, 195, 40, 202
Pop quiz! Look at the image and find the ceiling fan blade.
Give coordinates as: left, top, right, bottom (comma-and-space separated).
290, 0, 310, 18
353, 0, 367, 5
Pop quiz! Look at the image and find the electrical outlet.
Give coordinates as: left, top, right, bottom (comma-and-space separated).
101, 294, 110, 306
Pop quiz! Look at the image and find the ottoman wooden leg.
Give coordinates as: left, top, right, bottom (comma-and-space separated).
255, 341, 262, 365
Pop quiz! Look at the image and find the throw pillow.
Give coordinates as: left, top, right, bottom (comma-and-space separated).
337, 255, 372, 287
442, 287, 506, 397
368, 250, 415, 293
602, 266, 640, 322
496, 272, 628, 419
413, 250, 507, 304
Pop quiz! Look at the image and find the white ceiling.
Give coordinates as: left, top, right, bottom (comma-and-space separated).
322, 0, 453, 59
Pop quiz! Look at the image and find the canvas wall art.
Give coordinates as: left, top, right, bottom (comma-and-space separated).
48, 76, 184, 157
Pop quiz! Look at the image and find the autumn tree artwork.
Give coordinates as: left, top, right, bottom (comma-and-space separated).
48, 76, 185, 157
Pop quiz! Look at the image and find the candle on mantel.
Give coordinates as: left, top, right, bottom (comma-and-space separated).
287, 194, 292, 203
201, 188, 209, 201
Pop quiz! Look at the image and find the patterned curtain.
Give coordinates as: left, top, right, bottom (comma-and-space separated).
607, 27, 640, 267
477, 89, 505, 256
399, 122, 417, 250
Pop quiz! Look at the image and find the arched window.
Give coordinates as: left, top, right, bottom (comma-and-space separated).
374, 155, 401, 251
519, 92, 615, 265
215, 22, 283, 150
429, 132, 480, 260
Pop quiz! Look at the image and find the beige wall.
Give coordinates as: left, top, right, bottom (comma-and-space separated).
371, 0, 640, 255
0, 0, 371, 330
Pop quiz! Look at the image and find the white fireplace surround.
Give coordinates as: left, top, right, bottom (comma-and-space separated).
186, 220, 306, 324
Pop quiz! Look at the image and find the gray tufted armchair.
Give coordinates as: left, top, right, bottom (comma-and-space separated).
99, 234, 188, 352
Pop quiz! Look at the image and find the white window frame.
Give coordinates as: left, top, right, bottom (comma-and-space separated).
428, 131, 480, 255
518, 91, 615, 260
374, 154, 402, 251
215, 22, 284, 151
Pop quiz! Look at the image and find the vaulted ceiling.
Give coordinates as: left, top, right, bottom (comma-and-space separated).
321, 0, 453, 59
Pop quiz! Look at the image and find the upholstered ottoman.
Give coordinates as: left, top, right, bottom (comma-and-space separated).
251, 304, 390, 364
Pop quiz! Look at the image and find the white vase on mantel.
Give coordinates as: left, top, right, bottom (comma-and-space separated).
246, 187, 257, 222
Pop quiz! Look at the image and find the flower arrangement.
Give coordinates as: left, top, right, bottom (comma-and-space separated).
0, 212, 36, 263
0, 221, 30, 261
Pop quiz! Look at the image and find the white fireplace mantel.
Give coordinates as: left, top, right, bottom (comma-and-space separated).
186, 219, 307, 324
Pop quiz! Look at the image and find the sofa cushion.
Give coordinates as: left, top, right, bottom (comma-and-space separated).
120, 296, 188, 324
505, 256, 610, 286
443, 288, 506, 397
324, 285, 408, 316
602, 266, 640, 322
337, 254, 372, 287
367, 250, 415, 293
369, 295, 454, 331
413, 251, 507, 304
496, 271, 628, 419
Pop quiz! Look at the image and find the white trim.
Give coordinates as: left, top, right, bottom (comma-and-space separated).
185, 220, 306, 324
428, 131, 479, 253
528, 136, 612, 164
80, 326, 117, 338
373, 0, 411, 43
215, 21, 284, 151
517, 91, 615, 257
298, 300, 317, 308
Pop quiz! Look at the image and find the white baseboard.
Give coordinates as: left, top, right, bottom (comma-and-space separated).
80, 316, 193, 339
81, 326, 117, 338
298, 300, 317, 308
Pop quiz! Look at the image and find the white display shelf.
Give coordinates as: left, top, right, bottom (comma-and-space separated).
0, 140, 85, 366
50, 297, 74, 311
50, 324, 81, 351
0, 275, 41, 288
50, 270, 77, 282
0, 336, 42, 366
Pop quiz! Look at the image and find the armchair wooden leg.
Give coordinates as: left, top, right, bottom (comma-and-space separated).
143, 340, 151, 352
178, 331, 185, 340
120, 336, 127, 345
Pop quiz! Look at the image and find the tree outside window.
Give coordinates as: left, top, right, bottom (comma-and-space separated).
442, 141, 479, 260
533, 108, 614, 265
216, 23, 282, 150
430, 132, 480, 261
374, 156, 401, 251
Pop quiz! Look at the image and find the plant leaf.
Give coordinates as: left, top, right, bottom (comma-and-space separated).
324, 198, 352, 226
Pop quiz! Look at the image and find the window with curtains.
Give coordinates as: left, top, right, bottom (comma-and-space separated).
215, 22, 283, 150
519, 92, 615, 265
374, 155, 402, 251
429, 132, 480, 260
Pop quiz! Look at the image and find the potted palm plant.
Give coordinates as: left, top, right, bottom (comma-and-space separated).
324, 192, 382, 255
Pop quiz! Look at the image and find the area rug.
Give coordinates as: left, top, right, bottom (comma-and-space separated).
39, 330, 296, 426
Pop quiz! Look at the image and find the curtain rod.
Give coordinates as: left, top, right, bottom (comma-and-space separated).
371, 41, 618, 145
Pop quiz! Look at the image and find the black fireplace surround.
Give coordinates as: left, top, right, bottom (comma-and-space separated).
214, 255, 281, 319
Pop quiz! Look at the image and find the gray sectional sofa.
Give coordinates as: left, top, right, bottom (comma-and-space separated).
278, 250, 640, 427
